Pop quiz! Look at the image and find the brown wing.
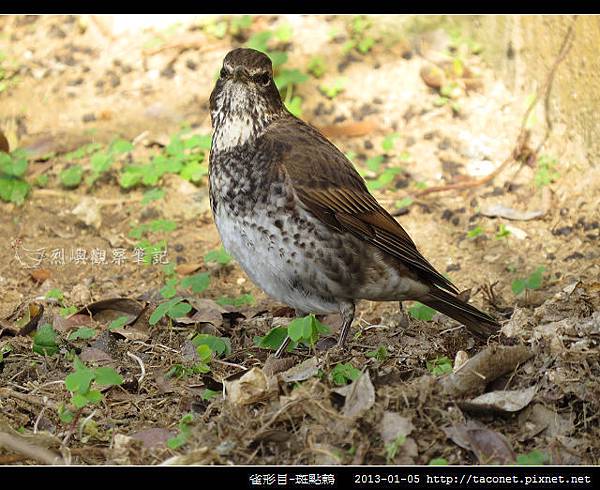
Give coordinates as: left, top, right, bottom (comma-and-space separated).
267, 118, 458, 294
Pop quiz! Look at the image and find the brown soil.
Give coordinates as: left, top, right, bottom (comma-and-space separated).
0, 15, 598, 465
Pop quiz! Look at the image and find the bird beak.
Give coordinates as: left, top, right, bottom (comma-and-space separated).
233, 66, 245, 82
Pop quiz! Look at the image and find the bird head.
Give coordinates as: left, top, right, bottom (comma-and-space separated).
209, 48, 285, 142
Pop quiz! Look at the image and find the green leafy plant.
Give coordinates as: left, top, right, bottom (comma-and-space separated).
160, 278, 179, 299
534, 155, 559, 188
408, 302, 436, 321
193, 344, 213, 373
385, 435, 406, 463
108, 316, 129, 331
366, 345, 388, 362
320, 78, 347, 99
381, 133, 401, 152
366, 167, 403, 191
307, 56, 327, 78
511, 266, 545, 295
67, 327, 97, 341
62, 356, 123, 418
395, 197, 414, 209
229, 15, 253, 37
287, 314, 330, 347
166, 364, 198, 379
426, 356, 453, 376
120, 133, 210, 189
330, 362, 361, 385
204, 246, 232, 265
516, 449, 550, 465
45, 288, 64, 301
254, 326, 290, 351
467, 225, 485, 239
365, 155, 384, 172
181, 272, 211, 293
0, 150, 30, 204
129, 219, 177, 240
204, 19, 228, 39
32, 324, 59, 356
141, 188, 165, 205
0, 343, 12, 365
285, 96, 304, 117
202, 388, 220, 401
192, 334, 231, 357
429, 457, 449, 465
495, 223, 511, 239
34, 174, 49, 188
86, 152, 113, 186
60, 164, 83, 188
447, 27, 483, 55
216, 293, 255, 307
149, 297, 192, 325
134, 239, 168, 266
344, 15, 376, 55
63, 142, 103, 160
60, 305, 78, 317
167, 413, 194, 449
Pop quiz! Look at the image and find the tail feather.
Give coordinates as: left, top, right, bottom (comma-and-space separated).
421, 288, 500, 337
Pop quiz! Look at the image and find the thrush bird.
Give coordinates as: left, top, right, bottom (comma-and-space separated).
208, 48, 500, 357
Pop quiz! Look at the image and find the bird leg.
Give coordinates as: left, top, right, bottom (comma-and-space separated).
337, 302, 356, 348
397, 301, 410, 328
274, 336, 291, 358
274, 309, 308, 358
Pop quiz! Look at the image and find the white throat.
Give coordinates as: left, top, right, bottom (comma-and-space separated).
212, 112, 256, 152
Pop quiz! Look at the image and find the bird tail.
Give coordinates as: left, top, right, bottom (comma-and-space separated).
421, 288, 500, 337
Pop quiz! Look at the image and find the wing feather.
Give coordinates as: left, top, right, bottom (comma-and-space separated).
264, 118, 459, 294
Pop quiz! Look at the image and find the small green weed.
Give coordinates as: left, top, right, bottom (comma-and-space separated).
426, 356, 453, 376
330, 362, 361, 385
511, 266, 545, 295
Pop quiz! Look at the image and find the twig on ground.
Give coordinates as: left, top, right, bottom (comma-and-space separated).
127, 351, 146, 385
0, 387, 59, 410
0, 431, 65, 465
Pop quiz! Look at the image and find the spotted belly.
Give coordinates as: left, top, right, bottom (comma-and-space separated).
213, 201, 429, 313
214, 206, 341, 314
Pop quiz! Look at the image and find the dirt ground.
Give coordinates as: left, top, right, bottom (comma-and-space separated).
0, 15, 599, 465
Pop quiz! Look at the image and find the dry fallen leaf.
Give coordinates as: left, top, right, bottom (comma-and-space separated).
459, 386, 537, 414
10, 302, 44, 336
72, 196, 103, 229
160, 447, 219, 465
335, 370, 375, 419
318, 119, 378, 138
263, 355, 296, 377
440, 344, 533, 397
281, 356, 320, 383
379, 411, 414, 445
444, 420, 515, 464
175, 263, 203, 275
420, 64, 445, 89
130, 428, 174, 449
30, 269, 51, 284
224, 367, 271, 406
0, 130, 9, 153
480, 204, 544, 221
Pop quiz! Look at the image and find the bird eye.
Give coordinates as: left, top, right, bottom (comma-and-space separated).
253, 72, 271, 86
220, 67, 228, 78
